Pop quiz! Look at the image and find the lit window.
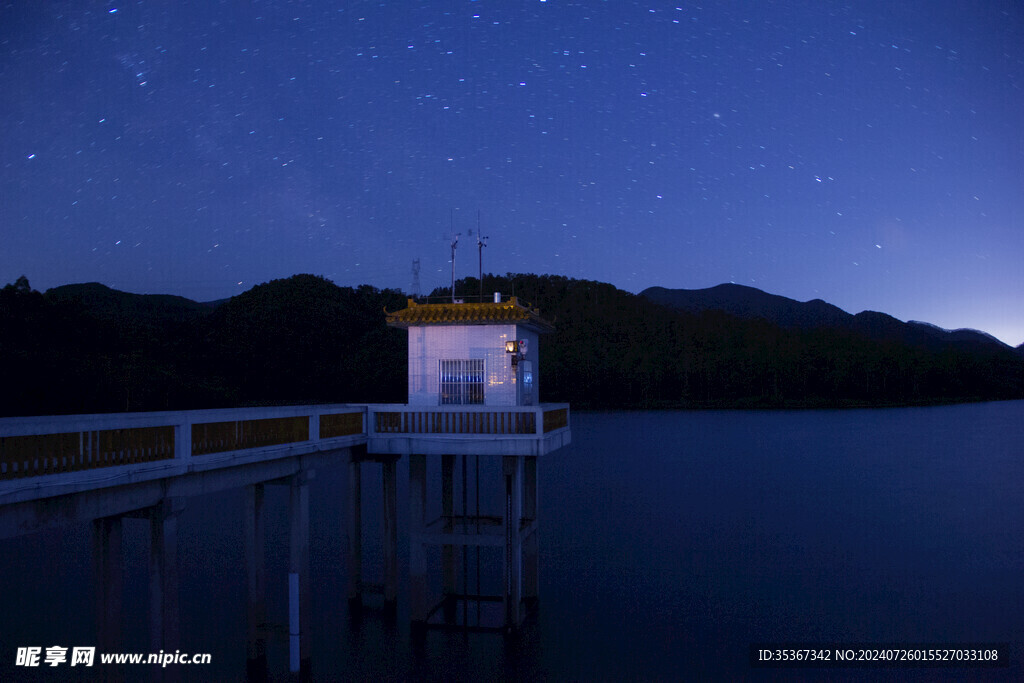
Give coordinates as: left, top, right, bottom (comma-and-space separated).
520, 360, 533, 405
439, 359, 485, 405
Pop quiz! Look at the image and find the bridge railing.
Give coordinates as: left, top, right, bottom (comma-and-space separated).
0, 405, 366, 481
0, 426, 176, 478
1, 403, 570, 479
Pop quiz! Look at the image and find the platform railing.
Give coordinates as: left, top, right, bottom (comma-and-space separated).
365, 404, 570, 438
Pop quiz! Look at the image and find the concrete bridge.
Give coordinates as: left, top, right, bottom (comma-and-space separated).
0, 402, 570, 675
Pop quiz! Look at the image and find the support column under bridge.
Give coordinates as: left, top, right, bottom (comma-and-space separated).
346, 447, 400, 614
404, 453, 539, 633
355, 403, 568, 633
243, 472, 312, 681
92, 497, 185, 661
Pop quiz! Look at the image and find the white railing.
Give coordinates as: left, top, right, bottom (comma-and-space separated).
0, 402, 571, 481
0, 405, 365, 481
363, 403, 570, 437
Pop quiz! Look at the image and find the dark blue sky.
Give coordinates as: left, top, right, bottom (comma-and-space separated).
2, 1, 1022, 343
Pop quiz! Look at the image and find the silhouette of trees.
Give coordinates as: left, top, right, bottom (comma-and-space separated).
2, 272, 1022, 416
436, 273, 1024, 408
0, 274, 407, 416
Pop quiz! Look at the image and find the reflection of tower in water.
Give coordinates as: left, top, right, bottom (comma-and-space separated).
348, 448, 541, 633
414, 452, 538, 632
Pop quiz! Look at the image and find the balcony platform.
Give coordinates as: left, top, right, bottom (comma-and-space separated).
362, 403, 570, 456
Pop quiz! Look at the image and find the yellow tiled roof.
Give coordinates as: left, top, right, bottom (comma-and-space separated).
386, 297, 554, 331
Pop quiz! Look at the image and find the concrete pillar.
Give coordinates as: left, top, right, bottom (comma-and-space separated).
310, 413, 320, 441
503, 456, 523, 629
441, 454, 456, 622
149, 498, 183, 653
381, 457, 398, 610
523, 456, 539, 605
93, 516, 123, 654
409, 454, 428, 625
347, 457, 362, 607
244, 484, 267, 679
523, 456, 538, 521
173, 421, 191, 461
289, 474, 311, 677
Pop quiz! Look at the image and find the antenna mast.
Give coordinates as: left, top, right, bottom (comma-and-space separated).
449, 231, 460, 303
475, 211, 488, 300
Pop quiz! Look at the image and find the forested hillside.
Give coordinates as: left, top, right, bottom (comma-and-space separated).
0, 275, 406, 416
439, 274, 1024, 408
2, 273, 1022, 416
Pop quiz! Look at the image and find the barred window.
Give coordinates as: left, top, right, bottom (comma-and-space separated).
439, 359, 485, 405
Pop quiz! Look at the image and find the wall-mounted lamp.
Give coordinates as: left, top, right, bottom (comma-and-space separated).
506, 339, 526, 367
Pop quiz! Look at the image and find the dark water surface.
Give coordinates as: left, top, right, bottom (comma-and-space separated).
2, 402, 1022, 680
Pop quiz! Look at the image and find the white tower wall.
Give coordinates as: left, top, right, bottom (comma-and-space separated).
406, 324, 540, 407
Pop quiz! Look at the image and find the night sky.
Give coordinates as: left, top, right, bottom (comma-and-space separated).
2, 1, 1022, 344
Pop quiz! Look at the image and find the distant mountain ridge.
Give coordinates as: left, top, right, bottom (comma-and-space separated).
641, 283, 1010, 352
45, 282, 221, 324
42, 280, 1007, 351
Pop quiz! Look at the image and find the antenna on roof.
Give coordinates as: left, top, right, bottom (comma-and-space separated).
449, 208, 461, 304
473, 211, 488, 300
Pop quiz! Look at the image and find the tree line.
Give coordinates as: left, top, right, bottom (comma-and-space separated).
2, 273, 1022, 416
441, 273, 1024, 409
0, 274, 406, 416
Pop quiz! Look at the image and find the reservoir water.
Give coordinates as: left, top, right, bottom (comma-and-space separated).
2, 402, 1022, 680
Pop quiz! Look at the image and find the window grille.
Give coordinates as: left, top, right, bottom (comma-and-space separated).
439, 359, 485, 405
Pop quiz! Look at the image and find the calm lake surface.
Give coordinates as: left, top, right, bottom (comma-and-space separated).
2, 402, 1022, 680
